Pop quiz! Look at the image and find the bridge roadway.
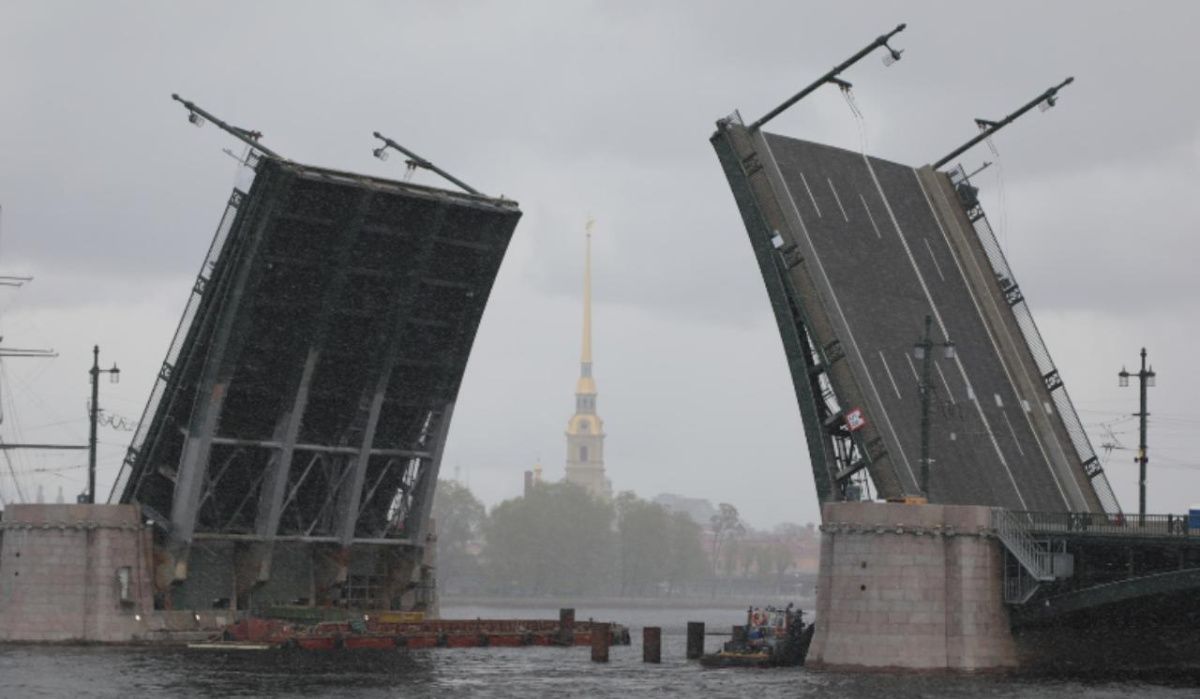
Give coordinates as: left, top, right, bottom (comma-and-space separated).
727, 126, 1100, 513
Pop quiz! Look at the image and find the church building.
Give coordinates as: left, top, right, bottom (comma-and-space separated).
563, 220, 611, 499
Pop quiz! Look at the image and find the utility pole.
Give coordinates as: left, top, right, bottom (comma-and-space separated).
749, 23, 906, 132
933, 77, 1074, 169
87, 345, 120, 504
1119, 348, 1156, 522
913, 315, 955, 499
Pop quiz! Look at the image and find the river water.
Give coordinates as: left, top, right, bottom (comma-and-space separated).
1, 604, 1198, 698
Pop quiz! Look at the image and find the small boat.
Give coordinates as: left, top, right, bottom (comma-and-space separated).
700, 604, 814, 668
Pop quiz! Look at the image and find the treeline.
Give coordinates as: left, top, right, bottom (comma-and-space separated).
432, 480, 709, 597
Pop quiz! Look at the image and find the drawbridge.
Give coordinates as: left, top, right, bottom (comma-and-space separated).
110, 122, 520, 610
708, 28, 1118, 515
712, 120, 1118, 514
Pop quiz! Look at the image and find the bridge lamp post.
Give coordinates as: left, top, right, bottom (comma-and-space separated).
913, 315, 955, 499
1118, 348, 1156, 522
86, 345, 119, 505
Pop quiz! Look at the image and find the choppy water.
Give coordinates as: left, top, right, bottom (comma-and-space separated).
1, 604, 1199, 698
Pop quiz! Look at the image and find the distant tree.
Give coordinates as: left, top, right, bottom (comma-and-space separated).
615, 492, 674, 596
483, 482, 616, 596
709, 502, 745, 577
662, 511, 707, 596
431, 480, 486, 593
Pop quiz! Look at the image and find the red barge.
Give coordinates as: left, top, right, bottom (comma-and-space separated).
207, 611, 631, 651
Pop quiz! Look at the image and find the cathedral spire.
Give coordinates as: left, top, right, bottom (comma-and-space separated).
581, 217, 594, 367
565, 216, 609, 499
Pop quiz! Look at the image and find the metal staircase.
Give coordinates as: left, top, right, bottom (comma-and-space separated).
992, 508, 1056, 603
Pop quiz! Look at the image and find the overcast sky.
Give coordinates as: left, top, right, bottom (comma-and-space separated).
0, 1, 1197, 528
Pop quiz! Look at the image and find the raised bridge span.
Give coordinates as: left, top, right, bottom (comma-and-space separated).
111, 152, 520, 609
712, 117, 1119, 515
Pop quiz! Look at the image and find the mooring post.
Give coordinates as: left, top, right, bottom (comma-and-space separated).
591, 622, 610, 662
558, 608, 575, 646
686, 621, 705, 659
643, 626, 662, 663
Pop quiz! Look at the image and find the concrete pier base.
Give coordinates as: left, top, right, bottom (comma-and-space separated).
807, 502, 1018, 671
0, 504, 153, 642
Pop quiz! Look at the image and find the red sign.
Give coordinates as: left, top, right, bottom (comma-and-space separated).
845, 408, 867, 432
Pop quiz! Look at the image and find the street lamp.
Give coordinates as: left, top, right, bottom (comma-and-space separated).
1119, 348, 1156, 521
913, 315, 955, 498
86, 345, 119, 505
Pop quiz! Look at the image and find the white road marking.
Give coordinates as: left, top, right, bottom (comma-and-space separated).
859, 193, 882, 238
879, 351, 902, 399
828, 178, 850, 222
798, 171, 822, 218
923, 238, 946, 281
935, 362, 956, 404
919, 175, 1081, 511
1044, 402, 1054, 415
1003, 412, 1026, 456
994, 393, 1004, 408
861, 156, 1029, 510
1021, 399, 1031, 413
758, 135, 917, 490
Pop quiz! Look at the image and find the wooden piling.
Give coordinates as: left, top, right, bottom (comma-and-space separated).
642, 626, 661, 663
686, 621, 705, 659
558, 608, 575, 646
591, 622, 610, 662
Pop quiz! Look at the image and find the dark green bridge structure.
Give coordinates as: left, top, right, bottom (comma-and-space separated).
111, 149, 520, 611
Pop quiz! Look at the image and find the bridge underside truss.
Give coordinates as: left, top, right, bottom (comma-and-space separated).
113, 156, 520, 605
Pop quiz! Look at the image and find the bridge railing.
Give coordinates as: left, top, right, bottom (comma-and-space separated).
107, 154, 261, 503
949, 166, 1122, 515
1010, 510, 1193, 538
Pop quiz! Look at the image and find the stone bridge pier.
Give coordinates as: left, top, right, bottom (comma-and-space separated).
807, 501, 1018, 671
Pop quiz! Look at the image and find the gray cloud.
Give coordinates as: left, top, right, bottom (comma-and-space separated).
1, 0, 1198, 526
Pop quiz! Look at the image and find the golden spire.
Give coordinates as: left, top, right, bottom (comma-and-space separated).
582, 217, 594, 365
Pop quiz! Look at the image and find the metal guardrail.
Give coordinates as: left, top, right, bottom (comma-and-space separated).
107, 156, 261, 502
1009, 510, 1193, 538
948, 166, 1122, 515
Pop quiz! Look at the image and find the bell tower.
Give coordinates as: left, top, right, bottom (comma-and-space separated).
564, 218, 611, 499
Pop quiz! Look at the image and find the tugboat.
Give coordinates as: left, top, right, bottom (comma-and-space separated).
700, 604, 813, 668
